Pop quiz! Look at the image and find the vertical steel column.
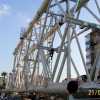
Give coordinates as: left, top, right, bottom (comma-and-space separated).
71, 58, 80, 77
73, 29, 91, 81
56, 50, 68, 82
22, 32, 33, 90
66, 27, 71, 79
12, 54, 17, 89
66, 0, 71, 79
52, 24, 69, 81
31, 0, 52, 83
90, 51, 100, 81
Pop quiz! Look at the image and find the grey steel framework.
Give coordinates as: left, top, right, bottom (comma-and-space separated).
6, 0, 100, 99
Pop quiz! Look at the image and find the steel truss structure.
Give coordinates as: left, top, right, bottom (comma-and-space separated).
6, 0, 100, 99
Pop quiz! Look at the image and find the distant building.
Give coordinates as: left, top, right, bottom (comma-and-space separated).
85, 29, 100, 80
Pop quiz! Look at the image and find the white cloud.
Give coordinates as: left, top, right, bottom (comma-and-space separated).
0, 4, 11, 16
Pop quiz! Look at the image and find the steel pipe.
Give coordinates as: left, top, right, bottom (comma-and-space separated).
29, 80, 78, 95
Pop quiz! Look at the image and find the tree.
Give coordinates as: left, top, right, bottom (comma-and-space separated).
1, 72, 7, 89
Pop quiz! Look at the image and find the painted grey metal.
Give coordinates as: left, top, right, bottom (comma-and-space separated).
56, 49, 68, 82
6, 1, 100, 100
52, 24, 70, 81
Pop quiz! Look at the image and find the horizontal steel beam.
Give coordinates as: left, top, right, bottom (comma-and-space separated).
64, 15, 100, 29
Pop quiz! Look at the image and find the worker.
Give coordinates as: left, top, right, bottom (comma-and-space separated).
97, 70, 100, 82
81, 75, 87, 82
49, 48, 54, 60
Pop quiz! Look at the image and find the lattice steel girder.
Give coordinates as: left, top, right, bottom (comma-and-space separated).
7, 1, 100, 97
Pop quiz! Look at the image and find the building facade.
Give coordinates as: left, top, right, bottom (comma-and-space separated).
85, 29, 100, 80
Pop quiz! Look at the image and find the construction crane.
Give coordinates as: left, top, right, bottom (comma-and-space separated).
4, 0, 100, 100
